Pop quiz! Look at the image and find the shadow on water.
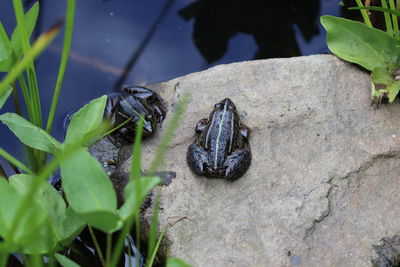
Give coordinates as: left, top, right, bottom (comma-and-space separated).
179, 0, 320, 63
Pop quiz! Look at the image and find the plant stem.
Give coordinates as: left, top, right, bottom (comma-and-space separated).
356, 0, 373, 27
0, 147, 34, 175
0, 23, 60, 101
381, 0, 394, 36
106, 233, 112, 267
46, 0, 76, 133
11, 82, 21, 116
12, 0, 43, 129
389, 0, 399, 39
88, 226, 106, 267
145, 227, 166, 267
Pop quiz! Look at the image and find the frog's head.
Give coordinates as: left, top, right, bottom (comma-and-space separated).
214, 98, 236, 112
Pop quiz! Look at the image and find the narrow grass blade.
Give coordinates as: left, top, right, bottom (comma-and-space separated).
46, 0, 76, 133
146, 189, 161, 265
381, 0, 394, 37
0, 85, 12, 109
0, 147, 33, 175
0, 23, 14, 72
130, 116, 144, 181
148, 93, 190, 173
13, 0, 43, 134
146, 226, 166, 267
0, 22, 61, 103
389, 0, 399, 39
350, 6, 400, 16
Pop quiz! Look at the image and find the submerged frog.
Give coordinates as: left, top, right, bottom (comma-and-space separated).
187, 98, 251, 180
105, 86, 167, 143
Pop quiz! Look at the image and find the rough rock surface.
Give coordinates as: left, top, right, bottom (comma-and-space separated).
116, 55, 400, 266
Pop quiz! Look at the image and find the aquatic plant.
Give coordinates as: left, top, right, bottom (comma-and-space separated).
321, 0, 400, 103
0, 1, 191, 266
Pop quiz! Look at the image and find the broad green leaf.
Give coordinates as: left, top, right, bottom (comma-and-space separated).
0, 178, 20, 238
0, 84, 12, 109
77, 210, 122, 233
321, 16, 400, 71
0, 23, 14, 72
0, 178, 47, 253
0, 112, 62, 154
65, 95, 107, 145
166, 257, 192, 267
119, 176, 161, 221
9, 174, 85, 247
55, 253, 80, 267
61, 207, 85, 245
11, 1, 39, 59
60, 148, 120, 232
371, 67, 393, 85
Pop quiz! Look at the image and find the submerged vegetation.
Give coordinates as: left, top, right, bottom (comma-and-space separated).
0, 0, 190, 266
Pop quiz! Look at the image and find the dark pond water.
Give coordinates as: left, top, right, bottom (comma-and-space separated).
0, 0, 341, 173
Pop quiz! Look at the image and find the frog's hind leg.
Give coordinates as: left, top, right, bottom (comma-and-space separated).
224, 149, 252, 180
187, 144, 209, 175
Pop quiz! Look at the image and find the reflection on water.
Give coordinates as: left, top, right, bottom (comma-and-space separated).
179, 0, 320, 62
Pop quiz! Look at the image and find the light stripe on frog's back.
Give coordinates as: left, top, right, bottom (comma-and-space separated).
213, 101, 228, 169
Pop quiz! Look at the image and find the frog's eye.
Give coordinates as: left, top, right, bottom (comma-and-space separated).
214, 103, 222, 109
145, 114, 153, 121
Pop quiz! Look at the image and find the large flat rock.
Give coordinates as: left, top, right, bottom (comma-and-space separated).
119, 55, 400, 266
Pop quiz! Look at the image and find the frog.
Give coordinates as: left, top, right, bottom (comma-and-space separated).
187, 98, 251, 180
105, 86, 167, 144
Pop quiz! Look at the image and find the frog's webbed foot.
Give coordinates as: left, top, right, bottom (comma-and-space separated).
187, 144, 209, 175
224, 149, 252, 180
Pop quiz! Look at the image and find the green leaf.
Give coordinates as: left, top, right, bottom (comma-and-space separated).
77, 210, 122, 233
55, 253, 80, 267
11, 1, 39, 59
321, 16, 400, 71
64, 95, 107, 145
370, 67, 400, 102
0, 20, 60, 101
0, 112, 62, 154
0, 84, 12, 109
166, 257, 192, 267
60, 148, 120, 233
61, 207, 86, 245
9, 174, 85, 247
349, 6, 400, 17
0, 178, 48, 253
0, 23, 15, 72
119, 176, 161, 221
387, 80, 400, 101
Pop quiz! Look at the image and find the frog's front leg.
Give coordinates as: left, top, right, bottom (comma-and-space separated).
187, 144, 209, 175
223, 148, 252, 180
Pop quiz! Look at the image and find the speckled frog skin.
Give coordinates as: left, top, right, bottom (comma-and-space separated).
187, 98, 251, 180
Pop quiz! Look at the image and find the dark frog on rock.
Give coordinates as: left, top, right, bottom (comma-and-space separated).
187, 98, 251, 180
105, 86, 167, 144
